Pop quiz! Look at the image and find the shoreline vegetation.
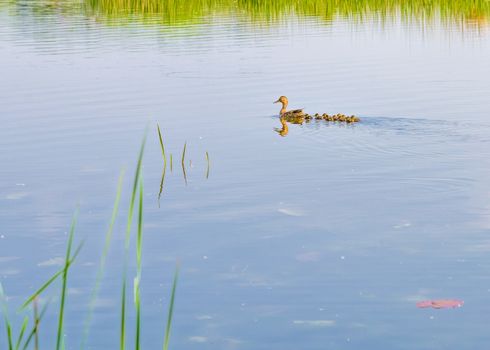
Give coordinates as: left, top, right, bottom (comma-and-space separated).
0, 133, 179, 350
2, 0, 489, 28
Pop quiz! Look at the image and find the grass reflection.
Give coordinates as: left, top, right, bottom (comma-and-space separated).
83, 0, 490, 27
2, 0, 489, 28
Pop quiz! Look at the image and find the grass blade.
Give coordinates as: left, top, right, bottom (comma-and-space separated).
120, 280, 127, 350
20, 271, 62, 310
22, 297, 49, 350
135, 176, 144, 350
21, 243, 83, 310
121, 131, 147, 350
158, 165, 166, 206
6, 323, 13, 350
157, 124, 167, 205
157, 123, 167, 169
181, 142, 187, 186
14, 316, 28, 350
181, 142, 186, 165
0, 284, 14, 350
34, 299, 40, 350
170, 154, 173, 172
205, 151, 210, 179
162, 264, 179, 350
56, 211, 78, 350
81, 170, 125, 349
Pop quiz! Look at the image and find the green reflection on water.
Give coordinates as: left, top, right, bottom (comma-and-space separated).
2, 0, 490, 27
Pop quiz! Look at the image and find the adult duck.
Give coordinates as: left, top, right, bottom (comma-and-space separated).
273, 96, 305, 120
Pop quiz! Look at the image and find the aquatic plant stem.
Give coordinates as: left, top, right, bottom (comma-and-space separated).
163, 264, 179, 350
0, 283, 13, 350
33, 299, 40, 350
56, 210, 78, 350
158, 165, 166, 205
135, 176, 144, 350
157, 123, 167, 169
181, 142, 187, 185
121, 130, 147, 350
21, 244, 82, 310
14, 317, 28, 350
205, 151, 210, 179
81, 170, 125, 349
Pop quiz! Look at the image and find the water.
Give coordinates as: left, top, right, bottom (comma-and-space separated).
1, 1, 490, 349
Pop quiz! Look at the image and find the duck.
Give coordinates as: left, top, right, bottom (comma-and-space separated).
273, 96, 305, 122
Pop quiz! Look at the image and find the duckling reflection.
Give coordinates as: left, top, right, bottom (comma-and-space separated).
274, 117, 289, 137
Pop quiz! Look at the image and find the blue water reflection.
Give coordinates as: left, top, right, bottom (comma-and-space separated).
1, 2, 490, 349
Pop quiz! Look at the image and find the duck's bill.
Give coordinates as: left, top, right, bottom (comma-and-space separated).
273, 99, 280, 103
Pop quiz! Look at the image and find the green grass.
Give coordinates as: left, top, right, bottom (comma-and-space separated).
157, 124, 167, 204
81, 170, 125, 349
4, 0, 488, 28
163, 264, 179, 350
56, 211, 78, 350
82, 0, 490, 26
157, 124, 167, 169
205, 151, 210, 179
181, 142, 187, 185
1, 132, 180, 350
135, 176, 144, 350
121, 130, 146, 350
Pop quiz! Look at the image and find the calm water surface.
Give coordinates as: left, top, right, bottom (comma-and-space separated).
1, 1, 490, 349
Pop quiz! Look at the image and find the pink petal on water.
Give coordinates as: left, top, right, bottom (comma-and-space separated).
416, 300, 433, 308
416, 299, 464, 309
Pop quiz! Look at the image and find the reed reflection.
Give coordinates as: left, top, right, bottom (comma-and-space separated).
2, 0, 489, 30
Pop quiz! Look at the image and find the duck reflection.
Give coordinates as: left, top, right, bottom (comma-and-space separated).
274, 117, 290, 137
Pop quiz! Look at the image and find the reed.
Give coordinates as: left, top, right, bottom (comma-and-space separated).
158, 165, 166, 204
121, 130, 146, 350
205, 151, 210, 179
0, 283, 14, 350
157, 124, 167, 204
82, 0, 490, 27
181, 142, 187, 165
22, 299, 49, 350
2, 133, 180, 350
4, 0, 489, 28
81, 170, 125, 349
157, 124, 167, 170
181, 142, 187, 185
15, 317, 28, 350
134, 176, 144, 350
162, 265, 179, 350
56, 211, 78, 350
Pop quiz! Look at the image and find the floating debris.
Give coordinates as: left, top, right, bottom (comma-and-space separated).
416, 299, 464, 309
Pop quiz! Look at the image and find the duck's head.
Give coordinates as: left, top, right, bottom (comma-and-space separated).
273, 96, 288, 106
